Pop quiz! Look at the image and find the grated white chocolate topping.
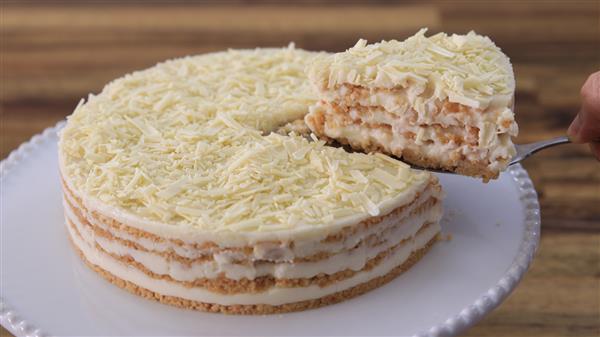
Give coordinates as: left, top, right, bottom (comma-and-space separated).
59, 46, 432, 236
308, 28, 515, 111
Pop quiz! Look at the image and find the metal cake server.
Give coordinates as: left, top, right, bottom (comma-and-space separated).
508, 135, 571, 166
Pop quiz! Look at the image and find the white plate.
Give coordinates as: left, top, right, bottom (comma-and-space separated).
1, 122, 540, 337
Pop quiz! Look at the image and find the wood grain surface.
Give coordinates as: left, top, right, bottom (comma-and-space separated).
1, 1, 599, 336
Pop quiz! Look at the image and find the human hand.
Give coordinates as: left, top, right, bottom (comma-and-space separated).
567, 71, 600, 160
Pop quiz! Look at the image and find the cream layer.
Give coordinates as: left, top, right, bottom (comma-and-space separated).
65, 197, 441, 281
62, 183, 441, 261
322, 86, 516, 134
66, 210, 440, 306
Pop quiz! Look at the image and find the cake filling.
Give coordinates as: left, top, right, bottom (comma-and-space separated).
64, 195, 441, 281
307, 101, 515, 175
67, 211, 439, 306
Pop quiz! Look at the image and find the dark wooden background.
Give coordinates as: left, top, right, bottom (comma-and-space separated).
1, 1, 599, 336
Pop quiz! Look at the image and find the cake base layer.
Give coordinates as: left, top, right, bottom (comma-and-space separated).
68, 230, 438, 314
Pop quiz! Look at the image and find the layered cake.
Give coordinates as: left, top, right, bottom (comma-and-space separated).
59, 46, 444, 314
306, 29, 518, 180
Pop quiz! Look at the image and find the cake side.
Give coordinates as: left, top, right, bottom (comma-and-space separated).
306, 29, 518, 180
63, 174, 443, 312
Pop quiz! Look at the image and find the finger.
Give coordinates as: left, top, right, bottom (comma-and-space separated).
571, 72, 600, 143
590, 142, 600, 161
576, 105, 600, 143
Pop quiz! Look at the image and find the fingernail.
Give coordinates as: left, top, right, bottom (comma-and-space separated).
567, 114, 582, 142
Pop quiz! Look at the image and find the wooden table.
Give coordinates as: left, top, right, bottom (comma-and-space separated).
2, 1, 599, 336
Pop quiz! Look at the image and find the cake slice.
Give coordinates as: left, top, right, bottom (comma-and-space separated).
305, 29, 518, 180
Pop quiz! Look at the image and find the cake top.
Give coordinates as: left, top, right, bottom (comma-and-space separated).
309, 28, 515, 110
59, 46, 431, 235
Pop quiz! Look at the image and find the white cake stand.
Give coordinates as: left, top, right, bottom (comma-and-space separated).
1, 122, 540, 337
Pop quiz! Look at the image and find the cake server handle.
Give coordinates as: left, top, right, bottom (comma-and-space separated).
509, 135, 571, 166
